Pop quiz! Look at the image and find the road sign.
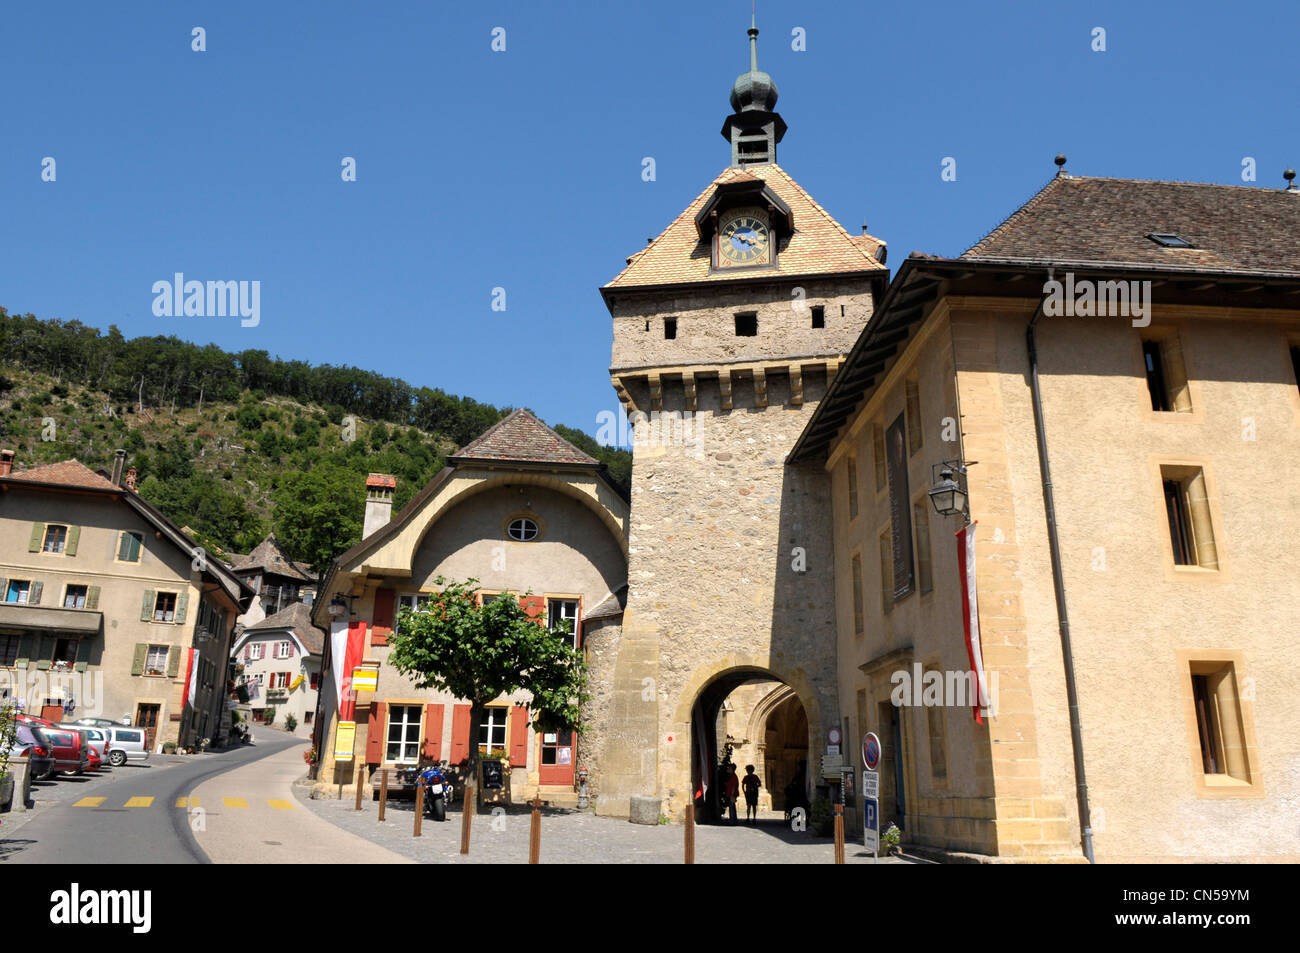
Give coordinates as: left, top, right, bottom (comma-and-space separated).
862, 768, 879, 800
862, 731, 881, 770
334, 720, 356, 760
863, 797, 879, 852
828, 727, 842, 746
351, 668, 378, 692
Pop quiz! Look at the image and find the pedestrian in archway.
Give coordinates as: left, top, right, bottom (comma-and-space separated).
742, 764, 760, 824
723, 763, 740, 825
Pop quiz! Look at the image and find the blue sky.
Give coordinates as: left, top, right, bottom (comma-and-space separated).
3, 1, 1297, 440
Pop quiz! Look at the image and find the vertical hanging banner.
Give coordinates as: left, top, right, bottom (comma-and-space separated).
330, 618, 368, 720
184, 647, 199, 710
956, 521, 992, 723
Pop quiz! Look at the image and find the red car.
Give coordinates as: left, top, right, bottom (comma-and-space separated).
58, 725, 111, 770
36, 727, 89, 776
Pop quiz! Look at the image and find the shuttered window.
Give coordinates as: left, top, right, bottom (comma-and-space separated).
42, 524, 68, 554
385, 704, 423, 764
0, 635, 20, 666
144, 644, 169, 676
64, 585, 89, 609
478, 708, 508, 755
118, 531, 143, 562
5, 580, 31, 604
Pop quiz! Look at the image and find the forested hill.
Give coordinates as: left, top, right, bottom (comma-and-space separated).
0, 308, 630, 571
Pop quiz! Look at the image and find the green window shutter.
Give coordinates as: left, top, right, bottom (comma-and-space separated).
175, 591, 190, 626
141, 590, 156, 622
85, 586, 101, 610
37, 635, 54, 669
166, 645, 182, 678
16, 635, 36, 668
29, 523, 45, 552
119, 532, 141, 562
29, 581, 43, 605
0, 578, 6, 600
75, 637, 93, 672
65, 525, 81, 556
131, 642, 147, 676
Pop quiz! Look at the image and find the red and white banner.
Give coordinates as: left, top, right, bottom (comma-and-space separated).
956, 521, 992, 723
330, 619, 368, 721
184, 647, 199, 710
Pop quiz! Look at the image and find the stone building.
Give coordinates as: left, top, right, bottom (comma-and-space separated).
0, 449, 250, 750
311, 410, 628, 803
789, 166, 1300, 861
228, 535, 317, 630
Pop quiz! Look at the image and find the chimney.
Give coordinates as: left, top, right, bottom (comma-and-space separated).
364, 473, 396, 538
125, 467, 138, 493
0, 449, 13, 477
112, 449, 127, 486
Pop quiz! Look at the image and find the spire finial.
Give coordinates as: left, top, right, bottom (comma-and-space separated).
749, 5, 759, 72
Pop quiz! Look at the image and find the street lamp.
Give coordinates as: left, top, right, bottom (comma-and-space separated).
928, 460, 970, 521
328, 594, 348, 618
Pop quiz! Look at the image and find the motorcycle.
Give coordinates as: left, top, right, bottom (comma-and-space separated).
417, 761, 455, 821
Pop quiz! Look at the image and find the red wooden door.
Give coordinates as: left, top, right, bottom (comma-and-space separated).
537, 729, 575, 786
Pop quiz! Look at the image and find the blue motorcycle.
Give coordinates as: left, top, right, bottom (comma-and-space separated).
417, 761, 454, 821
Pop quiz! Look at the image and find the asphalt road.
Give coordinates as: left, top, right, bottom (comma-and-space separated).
0, 732, 303, 864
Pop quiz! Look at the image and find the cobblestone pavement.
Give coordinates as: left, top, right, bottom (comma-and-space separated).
295, 788, 922, 865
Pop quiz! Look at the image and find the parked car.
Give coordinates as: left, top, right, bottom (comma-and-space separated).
59, 725, 111, 768
5, 722, 55, 783
72, 718, 118, 728
40, 728, 89, 776
105, 726, 150, 766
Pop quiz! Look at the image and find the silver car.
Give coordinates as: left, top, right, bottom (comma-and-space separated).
57, 724, 111, 767
104, 726, 150, 766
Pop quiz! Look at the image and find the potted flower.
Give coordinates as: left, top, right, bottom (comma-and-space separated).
882, 822, 902, 856
303, 746, 319, 768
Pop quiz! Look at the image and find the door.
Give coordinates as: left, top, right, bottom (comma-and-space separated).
135, 704, 160, 752
537, 729, 575, 785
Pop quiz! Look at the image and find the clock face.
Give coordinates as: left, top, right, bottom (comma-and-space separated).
718, 211, 771, 266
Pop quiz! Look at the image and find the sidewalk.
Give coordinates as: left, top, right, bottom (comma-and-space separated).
191, 744, 413, 864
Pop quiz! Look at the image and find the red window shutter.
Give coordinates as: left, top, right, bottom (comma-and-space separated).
365, 701, 386, 764
372, 589, 396, 645
423, 704, 444, 760
286, 641, 295, 659
519, 595, 545, 622
243, 644, 250, 661
449, 704, 472, 765
509, 705, 529, 767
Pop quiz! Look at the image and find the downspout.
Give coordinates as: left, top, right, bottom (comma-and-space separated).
1026, 269, 1095, 865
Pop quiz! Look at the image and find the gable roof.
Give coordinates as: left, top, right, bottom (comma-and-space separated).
240, 602, 324, 656
604, 164, 886, 291
229, 535, 315, 582
450, 409, 599, 467
4, 459, 120, 491
963, 174, 1300, 276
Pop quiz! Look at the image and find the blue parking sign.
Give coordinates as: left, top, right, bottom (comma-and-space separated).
863, 797, 879, 853
865, 799, 878, 831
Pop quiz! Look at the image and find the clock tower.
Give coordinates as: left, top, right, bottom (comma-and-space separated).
589, 20, 889, 820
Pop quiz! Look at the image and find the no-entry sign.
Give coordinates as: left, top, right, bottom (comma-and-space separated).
862, 731, 881, 770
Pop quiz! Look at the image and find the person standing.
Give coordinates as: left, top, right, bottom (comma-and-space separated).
741, 764, 761, 824
723, 763, 740, 825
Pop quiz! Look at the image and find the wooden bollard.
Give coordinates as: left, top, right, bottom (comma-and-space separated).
460, 780, 473, 855
414, 781, 424, 837
684, 803, 695, 864
378, 769, 388, 822
354, 762, 364, 812
833, 803, 845, 864
528, 795, 542, 864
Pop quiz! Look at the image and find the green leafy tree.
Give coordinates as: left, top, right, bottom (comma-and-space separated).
386, 578, 588, 843
271, 463, 364, 572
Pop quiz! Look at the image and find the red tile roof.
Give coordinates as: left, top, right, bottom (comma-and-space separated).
451, 409, 598, 467
605, 164, 886, 289
1, 459, 121, 491
366, 473, 396, 489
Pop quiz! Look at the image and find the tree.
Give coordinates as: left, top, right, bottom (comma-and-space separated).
386, 577, 588, 849
271, 464, 364, 572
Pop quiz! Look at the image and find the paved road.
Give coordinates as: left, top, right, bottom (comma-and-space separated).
0, 733, 301, 864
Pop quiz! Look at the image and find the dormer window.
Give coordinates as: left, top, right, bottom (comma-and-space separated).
1148, 232, 1193, 248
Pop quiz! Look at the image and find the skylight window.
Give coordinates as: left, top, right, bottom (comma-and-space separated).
1148, 232, 1193, 248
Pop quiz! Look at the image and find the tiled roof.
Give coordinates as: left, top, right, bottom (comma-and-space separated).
605, 164, 886, 289
245, 601, 324, 655
1, 459, 120, 491
366, 473, 396, 489
230, 535, 315, 582
451, 409, 598, 467
963, 175, 1300, 274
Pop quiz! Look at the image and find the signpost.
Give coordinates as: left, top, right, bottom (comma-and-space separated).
862, 731, 881, 862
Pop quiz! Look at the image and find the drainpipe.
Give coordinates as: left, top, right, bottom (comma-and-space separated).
1026, 270, 1095, 865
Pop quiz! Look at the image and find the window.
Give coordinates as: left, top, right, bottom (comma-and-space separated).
872, 424, 886, 491
1161, 466, 1218, 569
1189, 661, 1250, 781
913, 502, 933, 594
53, 639, 78, 665
275, 641, 292, 659
145, 645, 169, 676
811, 305, 825, 329
664, 317, 677, 340
927, 690, 948, 782
1142, 336, 1191, 413
153, 592, 178, 623
734, 312, 758, 337
846, 456, 859, 520
885, 414, 916, 599
271, 672, 290, 689
1148, 232, 1192, 248
118, 531, 143, 562
64, 585, 88, 609
304, 710, 314, 724
0, 635, 19, 667
905, 380, 923, 454
395, 593, 431, 633
42, 525, 67, 554
851, 554, 864, 636
5, 580, 32, 604
478, 708, 508, 755
309, 672, 320, 690
507, 517, 539, 542
480, 593, 501, 605
547, 599, 580, 648
248, 643, 264, 661
385, 704, 423, 764
878, 531, 892, 615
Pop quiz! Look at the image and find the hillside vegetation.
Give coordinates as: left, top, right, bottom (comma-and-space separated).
0, 308, 630, 571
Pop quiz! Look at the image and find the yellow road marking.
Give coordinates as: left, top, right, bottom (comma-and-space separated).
175, 796, 201, 808
124, 796, 154, 808
74, 796, 106, 807
223, 797, 249, 808
266, 799, 295, 810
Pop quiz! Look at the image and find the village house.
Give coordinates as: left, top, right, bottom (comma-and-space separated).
231, 602, 323, 734
0, 449, 251, 751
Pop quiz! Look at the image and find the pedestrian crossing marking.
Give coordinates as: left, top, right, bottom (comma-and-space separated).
124, 796, 154, 808
266, 799, 295, 810
74, 796, 106, 807
175, 796, 200, 808
223, 797, 249, 808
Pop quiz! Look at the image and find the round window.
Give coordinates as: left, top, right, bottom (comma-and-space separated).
507, 517, 539, 542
